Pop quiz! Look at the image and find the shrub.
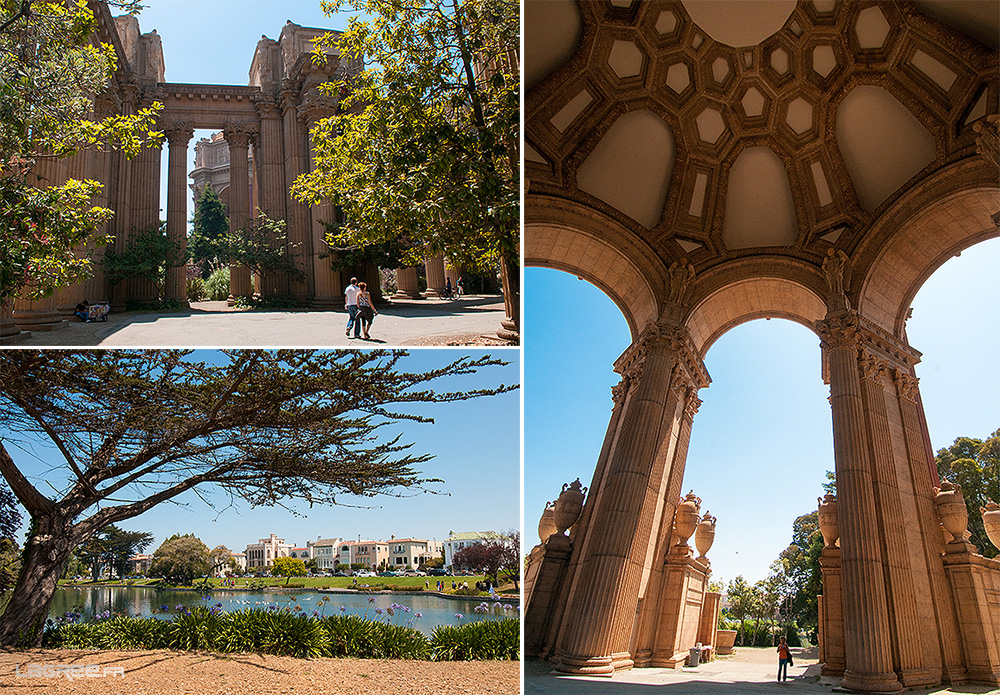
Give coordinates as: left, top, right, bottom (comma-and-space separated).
187, 277, 205, 302
204, 266, 230, 301
430, 618, 519, 661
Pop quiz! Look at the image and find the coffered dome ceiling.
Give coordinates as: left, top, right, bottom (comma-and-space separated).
525, 0, 999, 294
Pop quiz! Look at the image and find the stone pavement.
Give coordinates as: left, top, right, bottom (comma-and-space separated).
524, 655, 999, 694
4, 296, 512, 348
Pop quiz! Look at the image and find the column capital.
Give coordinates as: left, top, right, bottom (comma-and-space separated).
297, 94, 337, 125
815, 310, 861, 351
223, 123, 259, 148
254, 93, 281, 120
891, 368, 920, 403
858, 348, 888, 383
162, 122, 194, 146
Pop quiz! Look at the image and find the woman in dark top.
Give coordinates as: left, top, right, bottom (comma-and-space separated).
357, 282, 377, 339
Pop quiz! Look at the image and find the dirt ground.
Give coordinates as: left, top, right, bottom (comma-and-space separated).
0, 649, 520, 695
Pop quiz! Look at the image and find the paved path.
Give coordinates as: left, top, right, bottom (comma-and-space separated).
5, 296, 512, 348
525, 655, 999, 694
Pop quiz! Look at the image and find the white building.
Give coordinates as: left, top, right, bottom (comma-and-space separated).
232, 552, 247, 572
245, 533, 294, 569
306, 537, 342, 570
443, 530, 501, 569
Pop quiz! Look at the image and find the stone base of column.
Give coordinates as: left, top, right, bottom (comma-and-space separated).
819, 547, 845, 678
898, 668, 937, 688
524, 535, 572, 659
941, 546, 1000, 687
550, 653, 616, 676
310, 297, 339, 311
13, 310, 67, 332
497, 318, 519, 341
0, 307, 30, 344
393, 289, 424, 300
423, 289, 446, 298
840, 670, 903, 693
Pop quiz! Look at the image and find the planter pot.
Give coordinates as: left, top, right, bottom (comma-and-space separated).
553, 479, 586, 534
695, 512, 716, 559
933, 480, 968, 540
982, 501, 1000, 551
817, 493, 839, 549
674, 491, 702, 546
716, 630, 737, 655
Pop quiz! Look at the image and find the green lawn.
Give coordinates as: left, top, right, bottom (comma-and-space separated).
57, 574, 517, 596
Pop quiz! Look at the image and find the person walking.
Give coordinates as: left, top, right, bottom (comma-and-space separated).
344, 277, 361, 339
357, 281, 377, 339
777, 636, 791, 682
457, 276, 464, 296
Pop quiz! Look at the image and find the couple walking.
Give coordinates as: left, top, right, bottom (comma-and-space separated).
345, 277, 377, 340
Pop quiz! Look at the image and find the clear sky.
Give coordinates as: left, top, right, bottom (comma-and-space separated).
524, 236, 1000, 586
5, 349, 520, 555
123, 0, 359, 227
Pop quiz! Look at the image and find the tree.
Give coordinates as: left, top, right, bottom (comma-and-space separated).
188, 187, 229, 276
225, 213, 305, 285
0, 349, 514, 646
149, 534, 211, 585
936, 430, 1000, 558
304, 558, 318, 572
726, 576, 758, 646
0, 0, 162, 304
0, 482, 20, 594
496, 529, 519, 589
103, 221, 185, 303
272, 556, 307, 585
209, 545, 235, 576
292, 0, 519, 313
77, 524, 153, 580
453, 533, 518, 587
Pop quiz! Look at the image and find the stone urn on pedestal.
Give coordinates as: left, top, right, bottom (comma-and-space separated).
817, 493, 839, 549
553, 479, 587, 536
933, 479, 969, 546
538, 501, 557, 543
673, 490, 702, 552
982, 501, 1000, 551
694, 511, 716, 561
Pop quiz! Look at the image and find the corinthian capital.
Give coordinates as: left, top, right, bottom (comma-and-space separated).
815, 311, 860, 351
858, 349, 887, 383
223, 123, 259, 148
162, 122, 194, 146
892, 368, 920, 403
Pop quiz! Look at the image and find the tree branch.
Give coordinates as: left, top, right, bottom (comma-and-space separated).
0, 442, 54, 515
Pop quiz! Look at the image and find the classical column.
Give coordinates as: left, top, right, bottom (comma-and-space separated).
124, 88, 163, 305
394, 266, 423, 299
223, 123, 256, 301
54, 151, 88, 317
552, 322, 709, 675
0, 301, 28, 344
424, 255, 446, 297
497, 255, 519, 340
298, 97, 340, 310
164, 123, 193, 305
815, 311, 902, 693
281, 83, 313, 300
254, 95, 287, 296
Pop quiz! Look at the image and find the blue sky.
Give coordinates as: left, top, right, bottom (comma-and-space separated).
125, 1, 358, 227
5, 350, 520, 554
524, 237, 1000, 585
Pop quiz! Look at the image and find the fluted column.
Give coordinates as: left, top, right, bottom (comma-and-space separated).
424, 255, 446, 297
816, 311, 902, 693
223, 124, 256, 301
164, 123, 193, 305
255, 96, 287, 296
553, 322, 709, 675
109, 83, 138, 310
497, 255, 519, 340
54, 151, 89, 316
0, 301, 27, 343
394, 266, 423, 299
299, 102, 339, 310
281, 84, 312, 300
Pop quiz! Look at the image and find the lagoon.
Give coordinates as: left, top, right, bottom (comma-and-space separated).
50, 586, 516, 636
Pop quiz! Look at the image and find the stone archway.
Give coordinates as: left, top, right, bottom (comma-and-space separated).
523, 0, 1000, 690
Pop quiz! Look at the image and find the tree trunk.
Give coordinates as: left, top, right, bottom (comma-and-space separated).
0, 518, 77, 647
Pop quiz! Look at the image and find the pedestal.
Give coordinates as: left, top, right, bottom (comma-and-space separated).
649, 548, 710, 668
819, 547, 845, 677
524, 535, 573, 658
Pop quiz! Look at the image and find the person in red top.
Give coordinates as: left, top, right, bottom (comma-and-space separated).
777, 635, 791, 682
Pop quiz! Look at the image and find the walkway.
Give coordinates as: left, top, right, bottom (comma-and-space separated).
525, 648, 998, 695
5, 296, 512, 347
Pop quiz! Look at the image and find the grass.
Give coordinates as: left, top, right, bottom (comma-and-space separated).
56, 575, 516, 596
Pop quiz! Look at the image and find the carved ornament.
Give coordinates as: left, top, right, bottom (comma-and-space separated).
223, 122, 259, 148
162, 122, 194, 145
892, 368, 919, 403
666, 259, 695, 304
815, 311, 860, 351
858, 349, 887, 383
973, 114, 999, 169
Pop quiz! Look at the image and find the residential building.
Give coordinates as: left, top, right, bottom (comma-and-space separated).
245, 533, 294, 569
387, 536, 442, 569
306, 537, 342, 570
128, 554, 153, 575
338, 540, 389, 569
443, 530, 501, 569
232, 552, 247, 572
290, 547, 310, 560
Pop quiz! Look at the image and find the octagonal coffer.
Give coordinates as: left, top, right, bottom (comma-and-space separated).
785, 97, 814, 134
812, 45, 837, 78
666, 62, 691, 93
855, 5, 890, 49
712, 56, 730, 83
741, 86, 767, 117
696, 107, 727, 144
608, 40, 644, 79
656, 9, 678, 35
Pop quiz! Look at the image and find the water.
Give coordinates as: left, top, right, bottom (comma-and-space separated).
50, 586, 517, 636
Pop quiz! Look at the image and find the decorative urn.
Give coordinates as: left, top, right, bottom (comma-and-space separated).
933, 480, 969, 541
982, 501, 1000, 551
694, 511, 716, 559
674, 490, 702, 547
538, 501, 557, 542
553, 479, 587, 535
817, 493, 839, 549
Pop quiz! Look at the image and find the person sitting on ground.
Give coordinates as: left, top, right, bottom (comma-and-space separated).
74, 300, 90, 322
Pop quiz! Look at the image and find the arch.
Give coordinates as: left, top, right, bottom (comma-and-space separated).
525, 195, 668, 338
857, 160, 999, 337
685, 274, 828, 356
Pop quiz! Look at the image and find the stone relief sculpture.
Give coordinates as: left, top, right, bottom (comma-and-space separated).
666, 259, 696, 304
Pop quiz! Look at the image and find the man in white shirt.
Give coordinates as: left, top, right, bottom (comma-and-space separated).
344, 277, 361, 338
